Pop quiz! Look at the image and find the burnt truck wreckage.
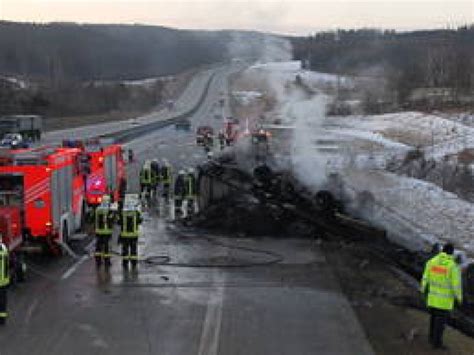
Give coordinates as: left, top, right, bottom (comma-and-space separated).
195, 157, 474, 336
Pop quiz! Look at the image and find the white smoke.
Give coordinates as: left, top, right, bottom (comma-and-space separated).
229, 33, 332, 191
288, 95, 330, 189
226, 31, 292, 63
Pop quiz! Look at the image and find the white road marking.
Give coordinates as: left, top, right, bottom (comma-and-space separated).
24, 298, 39, 326
61, 254, 89, 280
197, 273, 226, 355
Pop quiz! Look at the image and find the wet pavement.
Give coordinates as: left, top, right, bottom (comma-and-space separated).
0, 64, 374, 355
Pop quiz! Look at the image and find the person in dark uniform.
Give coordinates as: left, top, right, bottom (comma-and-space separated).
118, 206, 142, 269
94, 199, 115, 267
174, 170, 186, 218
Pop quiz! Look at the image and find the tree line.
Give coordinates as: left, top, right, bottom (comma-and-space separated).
0, 21, 228, 82
0, 21, 231, 117
291, 26, 474, 110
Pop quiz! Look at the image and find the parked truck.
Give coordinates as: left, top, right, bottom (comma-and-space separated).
0, 115, 43, 141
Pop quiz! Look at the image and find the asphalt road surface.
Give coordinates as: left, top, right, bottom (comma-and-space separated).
0, 65, 374, 355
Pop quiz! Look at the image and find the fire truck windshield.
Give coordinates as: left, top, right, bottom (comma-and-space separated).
0, 192, 21, 207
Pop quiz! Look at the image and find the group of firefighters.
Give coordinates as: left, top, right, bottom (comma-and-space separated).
139, 159, 173, 199
93, 194, 142, 269
139, 160, 198, 217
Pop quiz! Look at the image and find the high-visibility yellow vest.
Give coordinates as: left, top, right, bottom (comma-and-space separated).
120, 211, 140, 238
162, 166, 172, 184
95, 208, 113, 235
421, 252, 462, 310
0, 243, 9, 287
185, 175, 196, 198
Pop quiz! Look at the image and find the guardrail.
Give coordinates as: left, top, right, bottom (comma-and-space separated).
101, 71, 217, 143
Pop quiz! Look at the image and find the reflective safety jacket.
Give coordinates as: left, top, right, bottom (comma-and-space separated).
184, 174, 197, 199
161, 166, 172, 184
421, 252, 462, 310
95, 208, 114, 236
0, 243, 9, 287
119, 210, 142, 239
140, 167, 152, 185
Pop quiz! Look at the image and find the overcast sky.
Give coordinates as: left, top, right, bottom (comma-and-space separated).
0, 0, 472, 34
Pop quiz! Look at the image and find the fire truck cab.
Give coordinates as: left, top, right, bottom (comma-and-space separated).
0, 146, 87, 253
64, 139, 127, 207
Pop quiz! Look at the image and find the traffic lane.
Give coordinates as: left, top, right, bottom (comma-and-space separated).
124, 65, 234, 182
1, 218, 366, 355
42, 68, 217, 143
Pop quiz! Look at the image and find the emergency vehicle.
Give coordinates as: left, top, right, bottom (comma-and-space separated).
0, 146, 87, 254
64, 139, 127, 207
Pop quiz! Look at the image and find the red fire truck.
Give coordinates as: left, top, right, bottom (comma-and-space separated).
0, 146, 87, 256
63, 139, 127, 207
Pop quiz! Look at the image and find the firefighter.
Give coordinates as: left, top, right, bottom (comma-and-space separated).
94, 197, 115, 267
128, 149, 134, 163
161, 161, 173, 201
421, 242, 463, 349
218, 131, 225, 150
184, 168, 198, 216
174, 170, 186, 218
139, 161, 153, 198
203, 133, 213, 153
118, 204, 142, 269
150, 159, 161, 196
0, 239, 9, 325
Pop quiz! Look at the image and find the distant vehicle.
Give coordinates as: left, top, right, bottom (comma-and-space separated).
175, 119, 191, 131
129, 118, 139, 126
1, 133, 25, 148
196, 126, 214, 145
0, 115, 42, 141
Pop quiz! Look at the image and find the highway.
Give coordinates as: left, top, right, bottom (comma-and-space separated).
0, 64, 374, 355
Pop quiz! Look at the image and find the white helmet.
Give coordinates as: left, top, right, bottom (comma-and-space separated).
188, 167, 195, 174
179, 170, 185, 175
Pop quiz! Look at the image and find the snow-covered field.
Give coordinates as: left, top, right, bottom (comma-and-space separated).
238, 60, 474, 256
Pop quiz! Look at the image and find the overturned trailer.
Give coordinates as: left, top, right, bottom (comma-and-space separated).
197, 160, 474, 315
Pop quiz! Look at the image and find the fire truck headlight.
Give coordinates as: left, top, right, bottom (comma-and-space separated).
97, 197, 102, 203
45, 221, 52, 227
